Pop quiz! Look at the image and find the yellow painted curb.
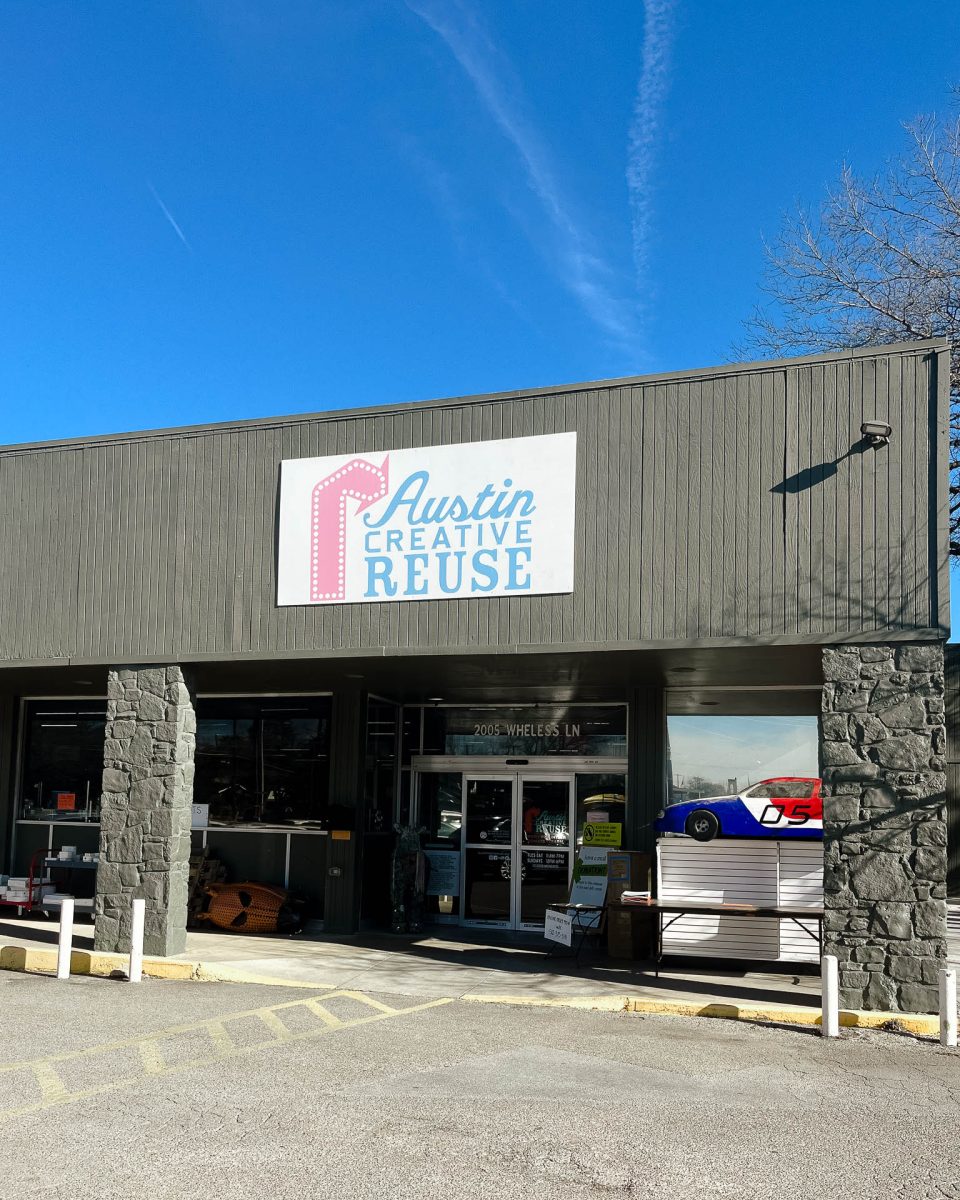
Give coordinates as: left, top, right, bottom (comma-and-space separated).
0, 945, 942, 1037
460, 992, 941, 1038
0, 944, 334, 990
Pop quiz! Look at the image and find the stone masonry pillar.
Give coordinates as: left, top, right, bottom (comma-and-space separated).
94, 666, 195, 957
821, 644, 948, 1013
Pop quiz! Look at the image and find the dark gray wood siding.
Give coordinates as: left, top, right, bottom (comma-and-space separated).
946, 646, 960, 894
0, 341, 948, 666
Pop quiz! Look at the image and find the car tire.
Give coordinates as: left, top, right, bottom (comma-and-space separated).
685, 810, 720, 841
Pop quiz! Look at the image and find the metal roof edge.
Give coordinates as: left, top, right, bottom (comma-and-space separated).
0, 336, 949, 457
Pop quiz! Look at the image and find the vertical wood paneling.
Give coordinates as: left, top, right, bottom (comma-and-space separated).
0, 345, 945, 665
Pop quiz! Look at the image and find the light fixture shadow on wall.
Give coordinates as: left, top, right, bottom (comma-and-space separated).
771, 419, 893, 496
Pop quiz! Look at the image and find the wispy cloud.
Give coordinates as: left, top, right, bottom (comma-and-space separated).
627, 0, 675, 286
147, 181, 191, 250
398, 133, 532, 324
406, 0, 637, 345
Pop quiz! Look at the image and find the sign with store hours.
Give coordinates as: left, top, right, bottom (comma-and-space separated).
277, 432, 576, 606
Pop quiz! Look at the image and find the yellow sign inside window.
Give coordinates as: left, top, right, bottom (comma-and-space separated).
582, 822, 622, 847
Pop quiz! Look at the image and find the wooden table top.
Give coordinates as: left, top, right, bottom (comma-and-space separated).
611, 898, 824, 919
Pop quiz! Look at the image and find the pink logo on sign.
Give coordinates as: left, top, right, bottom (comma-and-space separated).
310, 456, 389, 601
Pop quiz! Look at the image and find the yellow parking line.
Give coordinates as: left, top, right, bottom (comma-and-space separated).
0, 992, 453, 1122
339, 991, 398, 1014
32, 1061, 70, 1103
256, 1009, 294, 1041
304, 999, 343, 1027
206, 1021, 236, 1056
138, 1041, 166, 1075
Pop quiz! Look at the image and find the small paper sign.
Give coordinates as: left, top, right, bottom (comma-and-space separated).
55, 792, 77, 811
191, 803, 209, 829
544, 909, 573, 946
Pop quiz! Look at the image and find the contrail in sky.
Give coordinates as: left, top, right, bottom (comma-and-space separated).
627, 0, 675, 286
407, 0, 636, 344
148, 181, 191, 250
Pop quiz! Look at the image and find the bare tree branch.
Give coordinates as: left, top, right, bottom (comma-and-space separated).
741, 97, 960, 553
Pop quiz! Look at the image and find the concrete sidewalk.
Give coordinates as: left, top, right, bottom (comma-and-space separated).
0, 912, 821, 1004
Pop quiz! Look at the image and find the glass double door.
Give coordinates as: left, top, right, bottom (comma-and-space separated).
462, 774, 573, 930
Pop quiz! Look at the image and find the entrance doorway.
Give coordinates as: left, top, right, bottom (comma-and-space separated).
462, 774, 573, 929
414, 756, 627, 931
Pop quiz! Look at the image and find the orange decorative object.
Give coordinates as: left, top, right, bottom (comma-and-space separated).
198, 882, 293, 934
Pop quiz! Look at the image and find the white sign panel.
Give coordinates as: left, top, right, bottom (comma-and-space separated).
277, 432, 577, 606
191, 804, 209, 829
568, 846, 609, 928
544, 908, 573, 946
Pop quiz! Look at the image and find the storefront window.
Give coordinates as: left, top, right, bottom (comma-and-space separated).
401, 707, 422, 766
420, 705, 627, 757
365, 699, 399, 833
575, 774, 626, 844
421, 772, 463, 920
420, 772, 462, 847
666, 715, 818, 804
18, 702, 107, 822
194, 698, 331, 827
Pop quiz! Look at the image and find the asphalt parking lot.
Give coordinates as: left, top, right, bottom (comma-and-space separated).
1, 969, 958, 1200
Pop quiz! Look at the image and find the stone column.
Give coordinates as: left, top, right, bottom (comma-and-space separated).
94, 666, 195, 957
821, 643, 948, 1013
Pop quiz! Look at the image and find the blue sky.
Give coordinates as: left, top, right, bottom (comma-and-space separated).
1, 1, 959, 622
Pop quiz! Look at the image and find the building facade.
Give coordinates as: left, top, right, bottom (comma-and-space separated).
0, 339, 951, 1011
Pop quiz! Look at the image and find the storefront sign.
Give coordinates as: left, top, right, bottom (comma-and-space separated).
425, 704, 627, 758
191, 803, 209, 829
55, 792, 76, 811
277, 432, 576, 606
582, 822, 622, 847
425, 849, 460, 896
544, 908, 573, 946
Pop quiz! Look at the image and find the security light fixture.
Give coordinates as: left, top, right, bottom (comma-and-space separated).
860, 419, 892, 447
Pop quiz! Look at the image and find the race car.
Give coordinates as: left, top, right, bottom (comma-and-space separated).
656, 777, 823, 841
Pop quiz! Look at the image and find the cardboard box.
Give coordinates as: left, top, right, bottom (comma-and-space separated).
606, 851, 651, 904
607, 905, 654, 960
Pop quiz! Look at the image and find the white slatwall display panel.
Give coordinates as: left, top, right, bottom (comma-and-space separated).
658, 840, 780, 961
657, 838, 823, 964
777, 842, 824, 964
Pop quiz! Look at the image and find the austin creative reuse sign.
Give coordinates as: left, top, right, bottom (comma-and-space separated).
277, 432, 576, 606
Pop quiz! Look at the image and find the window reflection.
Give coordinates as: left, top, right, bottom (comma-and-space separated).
666, 715, 818, 804
19, 703, 107, 822
194, 698, 331, 827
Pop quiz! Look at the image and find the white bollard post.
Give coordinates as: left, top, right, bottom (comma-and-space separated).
821, 954, 839, 1038
129, 897, 145, 984
940, 969, 958, 1048
56, 897, 75, 980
